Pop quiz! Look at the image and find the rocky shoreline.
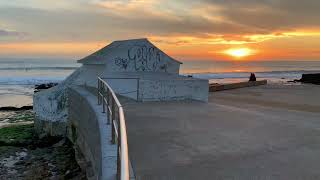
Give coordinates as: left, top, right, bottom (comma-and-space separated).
289, 73, 320, 85
0, 108, 86, 179
0, 106, 33, 111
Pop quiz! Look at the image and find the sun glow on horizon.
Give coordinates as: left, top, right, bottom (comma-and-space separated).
224, 48, 255, 58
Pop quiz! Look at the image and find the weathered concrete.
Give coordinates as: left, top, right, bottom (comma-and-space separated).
122, 84, 320, 180
33, 39, 208, 136
209, 80, 267, 92
34, 117, 67, 137
68, 86, 117, 180
33, 64, 105, 136
78, 38, 182, 74
102, 72, 208, 102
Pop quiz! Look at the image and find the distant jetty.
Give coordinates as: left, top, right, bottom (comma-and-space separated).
209, 80, 267, 92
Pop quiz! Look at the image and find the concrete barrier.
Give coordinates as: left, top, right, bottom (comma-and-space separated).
209, 80, 267, 92
68, 86, 117, 180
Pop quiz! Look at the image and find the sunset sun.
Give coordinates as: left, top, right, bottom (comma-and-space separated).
224, 48, 254, 58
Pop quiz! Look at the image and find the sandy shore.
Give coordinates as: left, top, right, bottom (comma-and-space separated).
0, 85, 33, 108
213, 83, 320, 113
122, 83, 320, 180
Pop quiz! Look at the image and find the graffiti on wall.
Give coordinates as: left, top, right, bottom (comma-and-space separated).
114, 45, 168, 72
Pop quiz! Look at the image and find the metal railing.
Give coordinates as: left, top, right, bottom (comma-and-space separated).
97, 77, 129, 180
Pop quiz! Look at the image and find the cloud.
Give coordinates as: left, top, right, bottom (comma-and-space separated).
0, 29, 26, 37
0, 0, 320, 46
200, 0, 320, 32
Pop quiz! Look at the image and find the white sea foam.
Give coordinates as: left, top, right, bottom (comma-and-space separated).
190, 71, 304, 80
0, 77, 64, 85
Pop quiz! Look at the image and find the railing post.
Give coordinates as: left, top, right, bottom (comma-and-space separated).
102, 84, 105, 113
97, 77, 129, 180
97, 79, 101, 105
111, 98, 116, 144
107, 90, 111, 125
102, 97, 105, 113
109, 91, 112, 125
107, 88, 110, 106
136, 78, 139, 101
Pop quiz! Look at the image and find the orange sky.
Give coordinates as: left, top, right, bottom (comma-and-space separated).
1, 0, 320, 61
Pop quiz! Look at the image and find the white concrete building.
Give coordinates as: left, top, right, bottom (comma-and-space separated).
33, 38, 208, 136
78, 38, 208, 101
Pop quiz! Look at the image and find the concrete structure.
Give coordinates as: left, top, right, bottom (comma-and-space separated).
209, 80, 267, 92
122, 84, 320, 180
68, 86, 117, 180
78, 38, 181, 74
78, 38, 208, 102
33, 38, 208, 179
33, 38, 208, 136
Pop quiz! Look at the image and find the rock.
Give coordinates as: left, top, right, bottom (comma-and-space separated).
64, 170, 73, 179
52, 139, 66, 148
0, 106, 33, 111
287, 79, 300, 83
15, 160, 26, 165
34, 83, 58, 93
49, 175, 59, 180
299, 73, 320, 85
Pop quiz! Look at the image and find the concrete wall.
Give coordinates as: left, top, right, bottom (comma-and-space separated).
68, 64, 105, 87
33, 86, 68, 137
103, 78, 139, 100
139, 79, 209, 102
209, 80, 267, 92
33, 64, 105, 137
105, 45, 180, 74
68, 86, 117, 180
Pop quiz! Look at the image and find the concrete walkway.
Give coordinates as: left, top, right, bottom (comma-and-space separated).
121, 84, 320, 180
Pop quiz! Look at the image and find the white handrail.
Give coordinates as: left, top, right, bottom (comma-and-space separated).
97, 77, 129, 180
119, 107, 129, 180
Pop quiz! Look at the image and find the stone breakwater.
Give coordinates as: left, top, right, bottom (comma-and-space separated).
209, 80, 267, 92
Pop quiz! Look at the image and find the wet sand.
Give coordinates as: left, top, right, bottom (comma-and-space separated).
122, 84, 320, 180
0, 85, 33, 108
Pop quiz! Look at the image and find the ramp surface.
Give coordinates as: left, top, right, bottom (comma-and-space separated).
121, 84, 320, 180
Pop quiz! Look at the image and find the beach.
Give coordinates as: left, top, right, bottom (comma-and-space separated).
0, 60, 83, 179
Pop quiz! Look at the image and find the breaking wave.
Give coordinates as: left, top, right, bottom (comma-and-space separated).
0, 67, 78, 70
187, 70, 320, 80
0, 77, 65, 85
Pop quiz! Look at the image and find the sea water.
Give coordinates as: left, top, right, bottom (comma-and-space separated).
0, 58, 319, 107
0, 58, 79, 107
181, 60, 320, 84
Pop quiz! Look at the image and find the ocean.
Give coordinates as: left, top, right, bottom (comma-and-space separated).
0, 58, 319, 107
0, 59, 79, 107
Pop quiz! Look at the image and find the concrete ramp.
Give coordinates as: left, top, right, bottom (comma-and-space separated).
122, 84, 320, 180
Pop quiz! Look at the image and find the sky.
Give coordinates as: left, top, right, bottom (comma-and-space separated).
0, 0, 320, 61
